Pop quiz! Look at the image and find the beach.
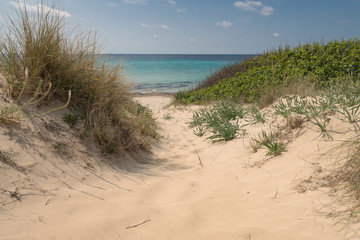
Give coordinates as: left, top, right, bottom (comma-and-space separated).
0, 95, 356, 240
1, 1, 360, 239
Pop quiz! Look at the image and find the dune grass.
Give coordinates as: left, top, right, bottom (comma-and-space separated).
187, 102, 245, 142
0, 105, 22, 125
253, 130, 286, 156
0, 1, 157, 153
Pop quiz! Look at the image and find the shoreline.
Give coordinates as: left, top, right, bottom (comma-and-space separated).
131, 91, 175, 97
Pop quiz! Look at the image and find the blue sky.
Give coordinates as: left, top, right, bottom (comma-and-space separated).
1, 0, 359, 54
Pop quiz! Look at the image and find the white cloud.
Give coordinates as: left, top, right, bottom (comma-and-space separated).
146, 34, 159, 39
123, 0, 148, 5
160, 24, 174, 30
216, 21, 233, 29
141, 23, 153, 28
273, 32, 280, 37
338, 19, 352, 24
9, 1, 71, 17
234, 1, 274, 16
165, 0, 176, 5
176, 8, 185, 13
190, 38, 196, 42
107, 2, 118, 7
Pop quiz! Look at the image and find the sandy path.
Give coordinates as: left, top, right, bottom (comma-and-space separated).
0, 96, 351, 239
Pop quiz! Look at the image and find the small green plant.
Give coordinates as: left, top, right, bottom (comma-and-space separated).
273, 100, 292, 119
62, 112, 78, 127
309, 115, 333, 140
163, 113, 173, 120
206, 120, 239, 143
306, 99, 321, 118
193, 125, 206, 137
317, 97, 337, 115
247, 106, 266, 124
336, 104, 360, 131
291, 98, 308, 115
106, 142, 117, 154
0, 106, 21, 125
188, 103, 245, 142
249, 138, 261, 153
188, 109, 209, 128
136, 104, 152, 116
213, 102, 246, 121
254, 130, 286, 156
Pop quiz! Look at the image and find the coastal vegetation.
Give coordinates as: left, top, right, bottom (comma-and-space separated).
181, 38, 360, 227
0, 2, 157, 153
174, 38, 360, 105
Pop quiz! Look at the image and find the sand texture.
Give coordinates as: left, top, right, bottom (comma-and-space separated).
0, 95, 359, 240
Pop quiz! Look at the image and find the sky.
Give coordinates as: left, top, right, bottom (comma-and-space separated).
0, 0, 359, 54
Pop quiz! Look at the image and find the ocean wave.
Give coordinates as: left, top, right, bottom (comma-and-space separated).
131, 81, 195, 93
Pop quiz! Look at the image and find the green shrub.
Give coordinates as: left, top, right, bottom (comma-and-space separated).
175, 38, 360, 104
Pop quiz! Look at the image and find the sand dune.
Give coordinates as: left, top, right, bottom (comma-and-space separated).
0, 95, 358, 239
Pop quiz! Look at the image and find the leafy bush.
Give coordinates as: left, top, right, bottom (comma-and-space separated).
175, 38, 360, 104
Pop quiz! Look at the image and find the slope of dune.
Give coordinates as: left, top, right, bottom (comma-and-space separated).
0, 94, 358, 240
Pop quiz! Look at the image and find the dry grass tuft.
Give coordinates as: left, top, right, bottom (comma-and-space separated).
0, 1, 157, 153
257, 80, 317, 109
329, 137, 360, 200
286, 115, 304, 130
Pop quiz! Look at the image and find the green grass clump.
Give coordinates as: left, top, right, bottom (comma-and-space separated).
206, 120, 239, 143
0, 2, 157, 153
62, 112, 78, 127
0, 105, 22, 125
246, 106, 266, 124
187, 101, 245, 142
162, 113, 173, 120
254, 130, 286, 156
273, 99, 294, 119
174, 39, 360, 105
193, 125, 206, 137
213, 101, 246, 120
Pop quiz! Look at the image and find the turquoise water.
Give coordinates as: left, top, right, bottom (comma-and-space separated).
102, 54, 253, 93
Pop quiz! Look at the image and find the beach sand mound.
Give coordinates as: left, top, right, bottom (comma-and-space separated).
0, 94, 359, 239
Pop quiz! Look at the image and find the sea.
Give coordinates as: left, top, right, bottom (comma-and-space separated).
101, 54, 254, 94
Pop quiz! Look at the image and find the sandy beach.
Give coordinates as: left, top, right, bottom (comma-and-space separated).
0, 0, 359, 239
0, 95, 357, 240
